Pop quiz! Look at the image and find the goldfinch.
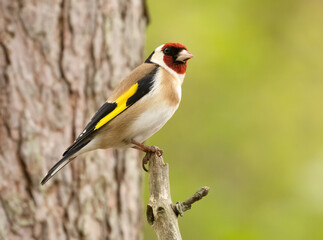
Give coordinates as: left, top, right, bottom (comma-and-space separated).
41, 42, 193, 185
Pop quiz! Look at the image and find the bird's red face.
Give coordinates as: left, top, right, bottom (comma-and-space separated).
161, 43, 194, 74
145, 43, 194, 76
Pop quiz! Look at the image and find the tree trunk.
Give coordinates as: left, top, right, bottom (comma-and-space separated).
0, 0, 148, 239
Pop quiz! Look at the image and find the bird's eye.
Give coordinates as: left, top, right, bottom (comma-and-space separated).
163, 47, 171, 55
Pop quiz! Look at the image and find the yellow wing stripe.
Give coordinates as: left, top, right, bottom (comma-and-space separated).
94, 83, 139, 130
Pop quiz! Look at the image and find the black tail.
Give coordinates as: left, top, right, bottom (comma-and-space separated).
41, 155, 76, 185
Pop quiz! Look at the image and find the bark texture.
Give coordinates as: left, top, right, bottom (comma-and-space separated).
0, 0, 148, 239
146, 154, 210, 240
146, 155, 182, 240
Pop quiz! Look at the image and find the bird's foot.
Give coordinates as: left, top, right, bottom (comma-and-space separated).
143, 145, 163, 157
142, 152, 151, 172
131, 140, 163, 172
141, 145, 163, 172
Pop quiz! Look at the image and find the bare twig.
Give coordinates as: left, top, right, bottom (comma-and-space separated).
146, 154, 210, 240
172, 187, 210, 217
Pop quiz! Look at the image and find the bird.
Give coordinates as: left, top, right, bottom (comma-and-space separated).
41, 42, 194, 185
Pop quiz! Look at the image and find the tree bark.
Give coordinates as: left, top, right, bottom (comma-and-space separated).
146, 154, 210, 240
0, 0, 148, 239
146, 155, 182, 240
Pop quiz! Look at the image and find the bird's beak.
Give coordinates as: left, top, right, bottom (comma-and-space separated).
176, 50, 194, 63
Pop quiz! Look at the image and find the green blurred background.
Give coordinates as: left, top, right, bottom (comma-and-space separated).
143, 0, 323, 239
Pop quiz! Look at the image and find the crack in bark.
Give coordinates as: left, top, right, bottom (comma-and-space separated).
105, 211, 112, 237
101, 13, 115, 91
90, 0, 98, 74
17, 0, 32, 40
16, 124, 36, 204
88, 3, 98, 105
113, 150, 124, 214
0, 41, 11, 65
58, 0, 72, 93
70, 94, 77, 142
0, 39, 11, 91
113, 149, 126, 239
62, 206, 70, 240
66, 0, 74, 44
2, 121, 12, 141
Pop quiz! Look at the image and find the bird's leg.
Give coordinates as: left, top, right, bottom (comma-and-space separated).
131, 140, 163, 156
131, 140, 163, 172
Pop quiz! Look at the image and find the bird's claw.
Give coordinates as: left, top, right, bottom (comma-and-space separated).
131, 140, 163, 172
141, 145, 163, 172
142, 152, 151, 172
